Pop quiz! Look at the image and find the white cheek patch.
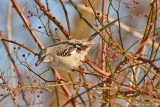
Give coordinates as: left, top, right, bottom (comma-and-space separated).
43, 58, 51, 62
43, 55, 53, 62
70, 49, 77, 55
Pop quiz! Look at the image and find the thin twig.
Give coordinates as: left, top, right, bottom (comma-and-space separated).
59, 0, 72, 38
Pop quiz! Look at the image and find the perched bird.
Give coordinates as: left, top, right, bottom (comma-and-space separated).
36, 19, 117, 71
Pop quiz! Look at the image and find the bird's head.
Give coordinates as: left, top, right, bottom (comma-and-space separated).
36, 48, 53, 65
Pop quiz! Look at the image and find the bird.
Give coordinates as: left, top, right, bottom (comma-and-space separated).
36, 19, 117, 71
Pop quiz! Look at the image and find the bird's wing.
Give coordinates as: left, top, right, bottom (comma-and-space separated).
51, 41, 89, 57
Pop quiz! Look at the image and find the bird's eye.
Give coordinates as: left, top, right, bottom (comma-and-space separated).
41, 54, 49, 61
41, 56, 46, 61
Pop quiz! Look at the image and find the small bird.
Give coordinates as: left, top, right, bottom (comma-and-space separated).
36, 19, 117, 71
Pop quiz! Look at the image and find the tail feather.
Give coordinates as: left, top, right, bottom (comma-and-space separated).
87, 19, 118, 42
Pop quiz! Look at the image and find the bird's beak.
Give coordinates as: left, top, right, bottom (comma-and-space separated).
35, 59, 42, 66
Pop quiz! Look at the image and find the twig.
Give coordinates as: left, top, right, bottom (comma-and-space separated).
80, 70, 93, 107
0, 34, 38, 55
59, 0, 72, 38
34, 0, 71, 39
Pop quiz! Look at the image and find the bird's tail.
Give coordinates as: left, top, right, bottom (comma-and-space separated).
87, 19, 118, 42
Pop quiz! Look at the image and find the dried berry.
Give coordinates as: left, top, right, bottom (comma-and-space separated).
22, 54, 25, 57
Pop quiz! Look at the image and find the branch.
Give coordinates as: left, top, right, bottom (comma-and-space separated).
0, 34, 38, 55
2, 39, 29, 106
51, 68, 79, 107
11, 0, 44, 49
86, 60, 111, 77
34, 0, 71, 39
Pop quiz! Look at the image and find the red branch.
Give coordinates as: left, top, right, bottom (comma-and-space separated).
11, 0, 44, 49
87, 60, 111, 77
3, 41, 29, 106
